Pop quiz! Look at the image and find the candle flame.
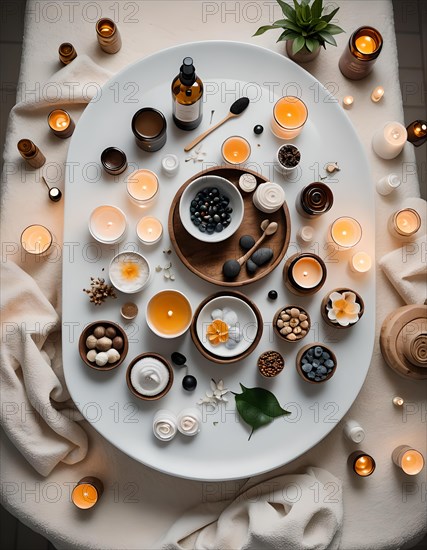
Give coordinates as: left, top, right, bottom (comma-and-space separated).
167, 310, 173, 317
303, 271, 308, 277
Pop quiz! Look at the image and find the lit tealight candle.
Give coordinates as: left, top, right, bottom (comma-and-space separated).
89, 205, 127, 244
350, 251, 372, 273
71, 477, 103, 510
146, 290, 192, 338
406, 120, 427, 147
371, 86, 385, 103
355, 35, 377, 54
136, 216, 163, 245
388, 208, 421, 240
392, 396, 404, 406
349, 451, 376, 477
392, 445, 425, 475
221, 136, 251, 165
372, 121, 407, 159
48, 109, 75, 138
330, 217, 362, 249
127, 169, 159, 207
271, 96, 308, 140
284, 253, 327, 295
343, 95, 354, 109
21, 224, 53, 255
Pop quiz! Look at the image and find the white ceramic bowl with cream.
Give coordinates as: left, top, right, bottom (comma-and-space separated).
109, 251, 151, 294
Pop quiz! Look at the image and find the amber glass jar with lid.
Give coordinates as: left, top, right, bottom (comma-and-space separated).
339, 26, 383, 80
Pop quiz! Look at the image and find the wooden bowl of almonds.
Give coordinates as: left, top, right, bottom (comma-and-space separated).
273, 305, 311, 343
78, 320, 128, 371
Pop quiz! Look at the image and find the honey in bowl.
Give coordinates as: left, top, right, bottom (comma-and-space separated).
147, 290, 192, 338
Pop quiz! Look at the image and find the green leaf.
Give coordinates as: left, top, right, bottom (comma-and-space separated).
314, 20, 328, 31
276, 0, 297, 22
253, 24, 281, 36
305, 37, 319, 52
277, 19, 304, 32
325, 23, 345, 35
277, 29, 299, 42
235, 384, 291, 440
300, 0, 310, 6
318, 30, 337, 46
321, 6, 339, 23
311, 0, 323, 19
292, 34, 306, 53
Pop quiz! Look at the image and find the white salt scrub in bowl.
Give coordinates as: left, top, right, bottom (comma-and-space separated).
109, 252, 150, 293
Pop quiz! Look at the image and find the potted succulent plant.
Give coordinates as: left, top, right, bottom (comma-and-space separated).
254, 0, 344, 63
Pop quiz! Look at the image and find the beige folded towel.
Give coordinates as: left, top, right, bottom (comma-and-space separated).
158, 467, 343, 550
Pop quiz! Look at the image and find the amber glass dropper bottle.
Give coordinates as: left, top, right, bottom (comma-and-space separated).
172, 57, 203, 131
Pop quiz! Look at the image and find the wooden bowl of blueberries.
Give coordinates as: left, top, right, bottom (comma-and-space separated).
78, 321, 128, 371
296, 343, 337, 383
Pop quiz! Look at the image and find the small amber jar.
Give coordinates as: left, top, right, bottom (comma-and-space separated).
339, 26, 383, 80
406, 120, 427, 147
295, 182, 334, 219
17, 139, 46, 168
96, 18, 122, 54
58, 43, 77, 65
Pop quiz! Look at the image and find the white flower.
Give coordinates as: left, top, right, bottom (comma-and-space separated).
198, 379, 230, 406
326, 291, 361, 326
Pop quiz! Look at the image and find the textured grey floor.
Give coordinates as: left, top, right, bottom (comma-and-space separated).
0, 1, 426, 548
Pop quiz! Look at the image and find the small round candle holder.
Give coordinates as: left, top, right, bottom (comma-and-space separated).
20, 224, 53, 256
271, 96, 308, 140
72, 477, 104, 510
350, 251, 372, 273
126, 353, 174, 401
58, 42, 77, 64
146, 290, 192, 339
136, 216, 163, 246
329, 217, 362, 250
283, 253, 327, 296
96, 18, 122, 54
392, 445, 425, 476
339, 26, 383, 80
221, 135, 251, 165
321, 288, 365, 330
349, 451, 376, 477
388, 208, 421, 240
89, 205, 127, 245
100, 147, 127, 175
127, 169, 159, 207
48, 109, 75, 138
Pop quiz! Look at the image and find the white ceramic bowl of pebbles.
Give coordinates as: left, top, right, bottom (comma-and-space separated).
196, 296, 258, 358
179, 175, 244, 243
296, 343, 337, 383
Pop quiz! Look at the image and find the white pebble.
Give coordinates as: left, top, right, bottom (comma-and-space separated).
211, 308, 223, 320
86, 350, 97, 362
106, 348, 120, 364
228, 326, 242, 342
95, 352, 109, 366
225, 338, 239, 349
222, 308, 238, 326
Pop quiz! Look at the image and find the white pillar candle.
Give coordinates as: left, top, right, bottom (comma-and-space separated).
161, 154, 179, 176
376, 173, 401, 195
344, 419, 365, 443
89, 205, 127, 244
177, 408, 202, 436
136, 216, 163, 245
239, 173, 257, 193
350, 251, 372, 273
372, 121, 407, 159
342, 95, 354, 109
153, 410, 177, 441
21, 224, 53, 255
253, 182, 285, 213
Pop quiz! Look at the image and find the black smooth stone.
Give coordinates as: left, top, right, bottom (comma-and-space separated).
268, 290, 278, 300
171, 352, 187, 366
251, 247, 274, 266
246, 259, 258, 274
254, 124, 264, 135
182, 375, 197, 391
215, 223, 223, 232
223, 259, 241, 278
239, 235, 255, 251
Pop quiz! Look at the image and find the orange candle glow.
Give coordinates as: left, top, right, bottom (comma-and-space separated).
127, 170, 159, 206
21, 224, 53, 255
392, 209, 421, 237
71, 477, 103, 509
355, 35, 377, 54
343, 95, 354, 109
330, 217, 362, 249
292, 256, 324, 289
136, 216, 163, 245
350, 251, 372, 273
221, 136, 251, 164
393, 445, 425, 475
350, 451, 376, 477
271, 96, 308, 139
48, 109, 75, 138
147, 290, 192, 338
371, 86, 385, 102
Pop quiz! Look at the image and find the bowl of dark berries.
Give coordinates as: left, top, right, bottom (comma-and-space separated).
296, 343, 337, 384
275, 144, 301, 174
179, 175, 244, 243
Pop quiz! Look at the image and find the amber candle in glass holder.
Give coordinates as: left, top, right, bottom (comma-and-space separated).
406, 120, 427, 147
349, 451, 376, 477
339, 26, 383, 80
271, 96, 308, 140
96, 18, 122, 54
48, 109, 75, 138
221, 136, 251, 165
71, 477, 104, 509
388, 208, 421, 240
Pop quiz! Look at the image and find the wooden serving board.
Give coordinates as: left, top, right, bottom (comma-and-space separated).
168, 166, 291, 287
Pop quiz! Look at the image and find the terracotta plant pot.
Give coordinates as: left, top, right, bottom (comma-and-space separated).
286, 40, 321, 63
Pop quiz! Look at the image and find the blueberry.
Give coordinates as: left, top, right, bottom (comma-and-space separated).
315, 376, 321, 381
325, 359, 334, 368
312, 360, 320, 368
307, 372, 315, 379
306, 351, 314, 359
314, 346, 323, 358
213, 214, 220, 223
302, 364, 312, 373
320, 366, 327, 374
171, 352, 187, 366
215, 223, 223, 232
301, 357, 308, 364
182, 375, 197, 391
199, 225, 206, 233
320, 375, 327, 380
254, 124, 264, 135
268, 290, 278, 300
322, 352, 330, 360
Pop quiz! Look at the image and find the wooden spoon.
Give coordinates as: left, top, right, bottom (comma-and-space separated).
184, 97, 250, 152
222, 220, 278, 278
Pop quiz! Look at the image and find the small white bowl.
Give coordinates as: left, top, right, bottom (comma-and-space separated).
179, 175, 244, 243
275, 144, 301, 175
109, 251, 151, 294
196, 296, 258, 358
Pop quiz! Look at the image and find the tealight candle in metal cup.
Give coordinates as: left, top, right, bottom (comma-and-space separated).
100, 147, 127, 175
284, 253, 327, 296
388, 208, 421, 240
136, 216, 163, 246
71, 477, 104, 510
349, 451, 376, 477
271, 96, 308, 140
342, 95, 354, 109
96, 18, 122, 54
392, 445, 425, 475
21, 224, 53, 255
131, 108, 167, 153
48, 109, 75, 139
127, 169, 159, 207
329, 217, 362, 250
221, 136, 251, 165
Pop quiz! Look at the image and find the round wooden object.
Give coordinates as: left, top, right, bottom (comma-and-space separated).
320, 288, 365, 330
296, 343, 337, 384
168, 166, 291, 286
273, 305, 311, 343
79, 320, 128, 371
380, 304, 427, 380
283, 253, 327, 296
190, 291, 263, 364
126, 353, 174, 400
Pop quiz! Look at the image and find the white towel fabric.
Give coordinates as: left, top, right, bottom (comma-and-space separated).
158, 468, 343, 550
